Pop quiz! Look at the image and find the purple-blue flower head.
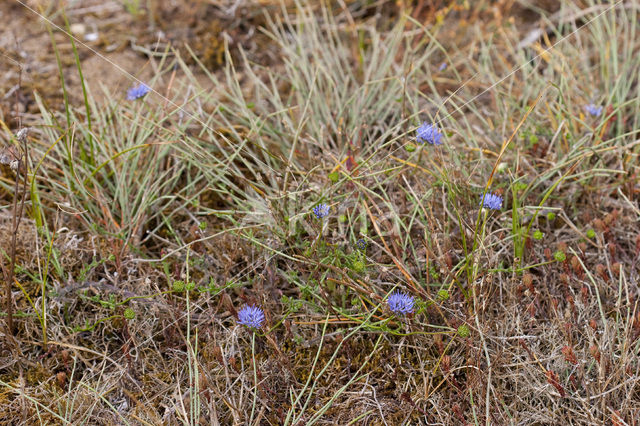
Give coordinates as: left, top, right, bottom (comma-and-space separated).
416, 122, 443, 145
356, 239, 367, 251
585, 104, 602, 117
126, 83, 151, 100
387, 291, 415, 316
480, 192, 503, 210
313, 203, 330, 219
237, 305, 265, 329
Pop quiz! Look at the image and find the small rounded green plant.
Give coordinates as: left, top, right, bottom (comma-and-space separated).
172, 280, 185, 292
437, 289, 450, 301
123, 308, 136, 320
554, 251, 566, 262
351, 260, 365, 273
457, 324, 470, 338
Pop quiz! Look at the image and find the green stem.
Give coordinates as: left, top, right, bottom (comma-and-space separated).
249, 332, 258, 424
74, 314, 123, 332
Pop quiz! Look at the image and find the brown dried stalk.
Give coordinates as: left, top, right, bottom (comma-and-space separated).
2, 128, 29, 335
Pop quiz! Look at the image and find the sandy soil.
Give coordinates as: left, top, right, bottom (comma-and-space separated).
0, 0, 270, 127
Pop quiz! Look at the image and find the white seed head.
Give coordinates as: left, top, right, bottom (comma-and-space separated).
0, 152, 11, 165
16, 128, 29, 142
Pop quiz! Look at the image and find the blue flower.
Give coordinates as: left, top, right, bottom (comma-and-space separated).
313, 203, 330, 219
480, 192, 503, 210
438, 62, 448, 71
356, 239, 367, 251
416, 122, 443, 145
126, 83, 151, 100
237, 305, 265, 329
585, 103, 602, 117
387, 291, 415, 316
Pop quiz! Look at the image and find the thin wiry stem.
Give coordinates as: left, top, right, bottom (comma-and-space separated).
249, 331, 258, 424
4, 130, 29, 335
